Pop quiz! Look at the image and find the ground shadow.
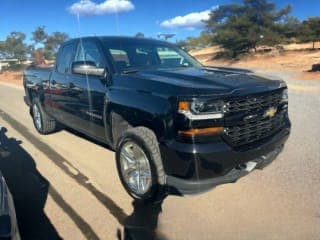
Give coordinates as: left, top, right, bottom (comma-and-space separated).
0, 127, 62, 239
117, 199, 168, 240
64, 127, 114, 151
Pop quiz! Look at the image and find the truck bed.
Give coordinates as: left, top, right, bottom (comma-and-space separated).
23, 66, 53, 106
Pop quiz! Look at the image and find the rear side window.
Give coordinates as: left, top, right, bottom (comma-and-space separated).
57, 43, 77, 74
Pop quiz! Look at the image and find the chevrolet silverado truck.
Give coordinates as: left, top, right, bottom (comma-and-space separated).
23, 36, 291, 200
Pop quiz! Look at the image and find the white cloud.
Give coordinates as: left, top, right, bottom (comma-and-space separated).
160, 6, 218, 30
68, 0, 134, 16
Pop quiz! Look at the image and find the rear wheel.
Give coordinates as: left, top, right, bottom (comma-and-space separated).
116, 127, 165, 201
32, 98, 57, 134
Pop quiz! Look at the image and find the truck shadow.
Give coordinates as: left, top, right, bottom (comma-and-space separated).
0, 127, 62, 240
117, 199, 168, 240
64, 127, 114, 151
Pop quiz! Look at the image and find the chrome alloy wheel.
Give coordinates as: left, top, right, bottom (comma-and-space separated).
119, 141, 152, 195
32, 104, 42, 130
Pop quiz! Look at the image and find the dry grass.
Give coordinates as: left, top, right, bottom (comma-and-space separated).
190, 42, 320, 81
0, 71, 23, 86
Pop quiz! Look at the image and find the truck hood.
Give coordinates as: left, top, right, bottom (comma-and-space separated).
120, 67, 285, 97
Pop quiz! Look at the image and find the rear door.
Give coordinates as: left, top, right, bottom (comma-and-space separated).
49, 41, 78, 127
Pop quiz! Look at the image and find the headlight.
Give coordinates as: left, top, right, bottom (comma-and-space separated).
281, 89, 288, 103
178, 100, 224, 120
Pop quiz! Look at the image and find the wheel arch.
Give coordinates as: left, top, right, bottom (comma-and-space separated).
104, 86, 175, 148
109, 107, 167, 148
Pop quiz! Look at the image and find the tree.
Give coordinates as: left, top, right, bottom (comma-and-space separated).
0, 41, 6, 58
31, 26, 69, 60
4, 32, 28, 60
135, 32, 145, 38
44, 32, 69, 59
298, 17, 320, 49
177, 31, 213, 50
33, 48, 46, 65
205, 0, 292, 57
26, 44, 35, 57
280, 16, 300, 40
32, 26, 48, 47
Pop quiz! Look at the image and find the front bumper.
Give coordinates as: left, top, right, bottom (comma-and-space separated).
166, 145, 283, 195
160, 126, 290, 196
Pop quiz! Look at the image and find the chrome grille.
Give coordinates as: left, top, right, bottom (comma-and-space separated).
224, 113, 284, 147
226, 91, 283, 114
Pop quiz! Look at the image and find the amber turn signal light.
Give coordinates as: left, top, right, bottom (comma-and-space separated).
178, 127, 224, 137
178, 101, 190, 112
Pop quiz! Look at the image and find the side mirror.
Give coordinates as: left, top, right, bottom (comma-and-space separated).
72, 61, 106, 78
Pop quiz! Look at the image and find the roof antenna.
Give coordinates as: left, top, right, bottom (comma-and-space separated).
76, 13, 93, 130
76, 13, 81, 37
115, 11, 120, 35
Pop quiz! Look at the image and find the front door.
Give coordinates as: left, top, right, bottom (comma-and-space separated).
68, 39, 108, 141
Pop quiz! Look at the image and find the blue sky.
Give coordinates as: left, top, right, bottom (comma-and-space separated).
0, 0, 319, 44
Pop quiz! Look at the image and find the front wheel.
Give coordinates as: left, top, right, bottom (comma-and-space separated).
116, 127, 165, 201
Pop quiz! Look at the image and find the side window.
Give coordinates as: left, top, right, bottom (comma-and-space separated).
156, 47, 187, 67
56, 43, 76, 74
75, 41, 104, 68
133, 46, 157, 67
108, 46, 157, 71
109, 49, 130, 71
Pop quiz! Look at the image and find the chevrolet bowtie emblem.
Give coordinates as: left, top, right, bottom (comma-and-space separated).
264, 107, 277, 118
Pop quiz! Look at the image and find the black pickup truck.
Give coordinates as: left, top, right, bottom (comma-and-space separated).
24, 36, 290, 200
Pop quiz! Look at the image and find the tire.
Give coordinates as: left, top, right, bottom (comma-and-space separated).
116, 127, 165, 201
31, 98, 57, 134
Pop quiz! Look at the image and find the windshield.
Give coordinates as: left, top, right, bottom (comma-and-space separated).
102, 39, 202, 73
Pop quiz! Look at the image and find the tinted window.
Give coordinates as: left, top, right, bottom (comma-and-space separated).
109, 49, 130, 71
57, 43, 76, 74
102, 39, 202, 73
157, 47, 187, 67
75, 41, 104, 68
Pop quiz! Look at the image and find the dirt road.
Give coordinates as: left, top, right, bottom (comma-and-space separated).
0, 72, 319, 239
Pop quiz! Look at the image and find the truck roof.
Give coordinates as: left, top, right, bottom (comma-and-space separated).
64, 36, 173, 46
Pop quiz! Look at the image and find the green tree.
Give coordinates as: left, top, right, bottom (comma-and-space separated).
205, 0, 292, 57
44, 32, 69, 59
4, 32, 28, 60
0, 41, 6, 58
135, 32, 145, 38
32, 26, 48, 47
177, 31, 213, 50
280, 16, 300, 40
198, 31, 214, 47
298, 17, 320, 49
31, 27, 69, 60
